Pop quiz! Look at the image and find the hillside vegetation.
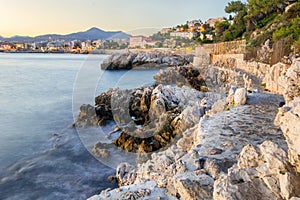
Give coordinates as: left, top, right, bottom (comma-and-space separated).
217, 0, 300, 59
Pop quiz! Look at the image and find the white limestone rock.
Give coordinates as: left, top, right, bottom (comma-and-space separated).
234, 87, 247, 106
275, 97, 300, 172
279, 172, 300, 200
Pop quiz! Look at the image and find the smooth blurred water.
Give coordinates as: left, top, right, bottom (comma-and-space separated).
0, 53, 159, 200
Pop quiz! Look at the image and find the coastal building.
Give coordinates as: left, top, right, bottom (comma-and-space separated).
160, 28, 172, 35
129, 36, 158, 48
47, 40, 64, 51
81, 40, 95, 51
15, 43, 25, 50
170, 31, 197, 39
0, 43, 14, 51
206, 17, 226, 28
129, 36, 146, 48
143, 38, 158, 48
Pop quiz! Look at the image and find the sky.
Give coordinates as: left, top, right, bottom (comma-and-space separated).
0, 0, 237, 37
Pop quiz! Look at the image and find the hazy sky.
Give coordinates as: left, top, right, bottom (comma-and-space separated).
0, 0, 236, 37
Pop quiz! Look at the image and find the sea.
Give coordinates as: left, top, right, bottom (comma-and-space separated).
0, 53, 159, 200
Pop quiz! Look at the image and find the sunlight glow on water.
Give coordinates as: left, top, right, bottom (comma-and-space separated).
0, 53, 160, 199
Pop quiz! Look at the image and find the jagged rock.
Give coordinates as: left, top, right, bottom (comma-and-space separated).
214, 173, 281, 200
154, 66, 207, 91
112, 85, 209, 153
109, 92, 285, 200
264, 58, 300, 102
116, 162, 136, 186
101, 52, 194, 70
275, 97, 300, 172
257, 39, 272, 64
213, 135, 300, 200
88, 181, 177, 200
264, 62, 289, 94
259, 140, 288, 174
73, 104, 99, 127
173, 173, 214, 200
101, 52, 135, 70
226, 86, 237, 104
279, 172, 300, 200
238, 144, 262, 168
95, 88, 116, 124
213, 141, 289, 200
284, 58, 300, 102
92, 145, 109, 158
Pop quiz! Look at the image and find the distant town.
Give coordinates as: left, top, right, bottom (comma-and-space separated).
0, 17, 229, 54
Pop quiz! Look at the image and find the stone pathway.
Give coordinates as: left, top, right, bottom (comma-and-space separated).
89, 92, 288, 200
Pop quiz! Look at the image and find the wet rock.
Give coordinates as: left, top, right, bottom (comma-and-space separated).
116, 162, 136, 186
95, 88, 116, 123
92, 143, 114, 159
111, 85, 212, 153
107, 175, 118, 184
73, 104, 99, 127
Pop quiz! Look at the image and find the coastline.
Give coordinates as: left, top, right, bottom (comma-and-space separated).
75, 48, 300, 199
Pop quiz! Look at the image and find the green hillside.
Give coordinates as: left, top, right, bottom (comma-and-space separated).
217, 0, 300, 58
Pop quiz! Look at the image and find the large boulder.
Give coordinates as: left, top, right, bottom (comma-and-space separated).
73, 104, 99, 127
275, 97, 300, 172
234, 87, 247, 106
264, 58, 300, 102
213, 140, 300, 200
101, 53, 135, 70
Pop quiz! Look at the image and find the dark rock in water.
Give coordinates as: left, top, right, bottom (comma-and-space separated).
73, 104, 99, 127
95, 88, 116, 124
101, 52, 194, 70
101, 53, 135, 70
107, 175, 118, 184
75, 84, 220, 154
154, 66, 208, 92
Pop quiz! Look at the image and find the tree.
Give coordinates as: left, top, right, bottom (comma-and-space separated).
215, 21, 231, 41
247, 0, 285, 17
224, 0, 247, 40
225, 0, 246, 14
246, 0, 286, 26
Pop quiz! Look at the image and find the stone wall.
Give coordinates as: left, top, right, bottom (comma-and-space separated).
193, 46, 211, 68
202, 40, 246, 55
194, 46, 300, 103
194, 46, 270, 80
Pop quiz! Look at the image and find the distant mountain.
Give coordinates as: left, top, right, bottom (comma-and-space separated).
1, 27, 131, 43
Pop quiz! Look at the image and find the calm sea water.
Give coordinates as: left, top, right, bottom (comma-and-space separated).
0, 53, 159, 200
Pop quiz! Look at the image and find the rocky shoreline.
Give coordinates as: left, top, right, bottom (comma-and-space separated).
100, 51, 194, 70
74, 50, 300, 199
